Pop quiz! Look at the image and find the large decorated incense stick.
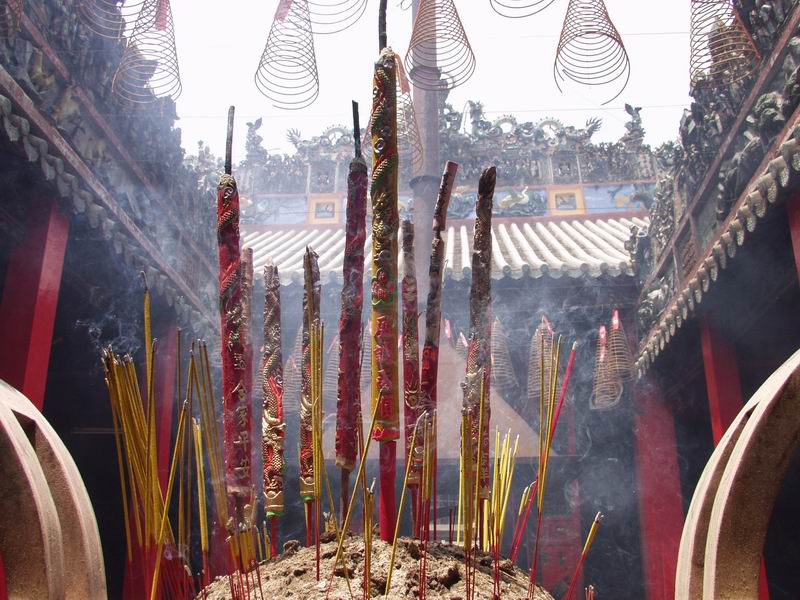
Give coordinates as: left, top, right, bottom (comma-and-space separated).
335, 102, 368, 520
261, 262, 286, 526
462, 166, 496, 501
300, 247, 321, 508
419, 160, 458, 536
216, 106, 253, 527
401, 220, 422, 487
370, 44, 400, 541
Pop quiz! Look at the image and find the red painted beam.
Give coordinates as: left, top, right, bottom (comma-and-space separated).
634, 377, 682, 600
699, 316, 770, 599
0, 196, 68, 411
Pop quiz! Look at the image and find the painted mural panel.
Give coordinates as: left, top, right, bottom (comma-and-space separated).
242, 194, 308, 225
583, 183, 655, 213
449, 187, 547, 220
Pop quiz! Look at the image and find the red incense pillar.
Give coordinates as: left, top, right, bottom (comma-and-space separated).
0, 196, 68, 411
633, 376, 682, 600
699, 316, 770, 599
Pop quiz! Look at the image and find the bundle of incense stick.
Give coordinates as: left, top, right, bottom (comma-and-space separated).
418, 418, 435, 600
563, 512, 604, 600
528, 335, 579, 598
401, 220, 423, 491
103, 282, 248, 598
335, 103, 368, 518
463, 166, 496, 517
488, 429, 519, 596
261, 262, 285, 557
419, 161, 458, 535
370, 45, 401, 541
300, 247, 321, 547
216, 107, 253, 529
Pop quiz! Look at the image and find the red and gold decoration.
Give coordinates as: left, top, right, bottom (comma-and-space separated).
300, 247, 321, 505
216, 107, 253, 531
334, 104, 368, 475
261, 262, 285, 521
401, 220, 422, 488
370, 44, 400, 540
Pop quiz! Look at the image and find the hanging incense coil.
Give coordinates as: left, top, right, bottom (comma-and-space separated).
553, 0, 630, 105
404, 0, 476, 91
323, 333, 339, 406
112, 0, 181, 103
283, 326, 304, 412
359, 322, 372, 391
607, 309, 634, 382
526, 316, 554, 424
306, 0, 367, 34
396, 57, 424, 173
77, 0, 144, 40
491, 317, 516, 395
689, 0, 760, 90
489, 0, 557, 19
255, 0, 319, 110
591, 325, 623, 410
0, 0, 23, 38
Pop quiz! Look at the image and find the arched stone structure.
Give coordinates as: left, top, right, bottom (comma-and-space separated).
0, 380, 106, 599
676, 347, 800, 599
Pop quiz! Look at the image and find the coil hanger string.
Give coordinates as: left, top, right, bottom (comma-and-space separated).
553, 0, 630, 105
306, 0, 368, 34
78, 0, 145, 39
404, 0, 476, 91
489, 0, 558, 19
255, 0, 320, 110
689, 0, 760, 90
112, 0, 182, 104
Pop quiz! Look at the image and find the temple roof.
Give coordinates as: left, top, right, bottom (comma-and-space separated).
242, 212, 647, 285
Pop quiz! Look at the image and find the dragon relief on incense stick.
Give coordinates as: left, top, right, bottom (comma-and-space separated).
299, 248, 321, 499
335, 154, 368, 472
261, 263, 286, 515
463, 166, 496, 499
401, 220, 423, 486
216, 169, 253, 521
370, 47, 400, 443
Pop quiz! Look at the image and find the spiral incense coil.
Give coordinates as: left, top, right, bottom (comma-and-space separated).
489, 0, 557, 19
491, 317, 516, 395
395, 56, 424, 173
690, 0, 760, 90
0, 0, 23, 38
283, 326, 304, 412
398, 0, 412, 9
404, 0, 476, 91
78, 0, 144, 40
526, 316, 554, 423
553, 0, 630, 105
112, 0, 181, 103
306, 0, 367, 34
255, 0, 319, 110
591, 325, 623, 410
607, 309, 634, 383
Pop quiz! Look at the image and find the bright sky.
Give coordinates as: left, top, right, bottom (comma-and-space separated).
171, 0, 692, 160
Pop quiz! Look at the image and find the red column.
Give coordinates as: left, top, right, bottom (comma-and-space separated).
699, 316, 770, 599
0, 550, 7, 600
787, 192, 800, 281
0, 197, 68, 411
634, 376, 683, 600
